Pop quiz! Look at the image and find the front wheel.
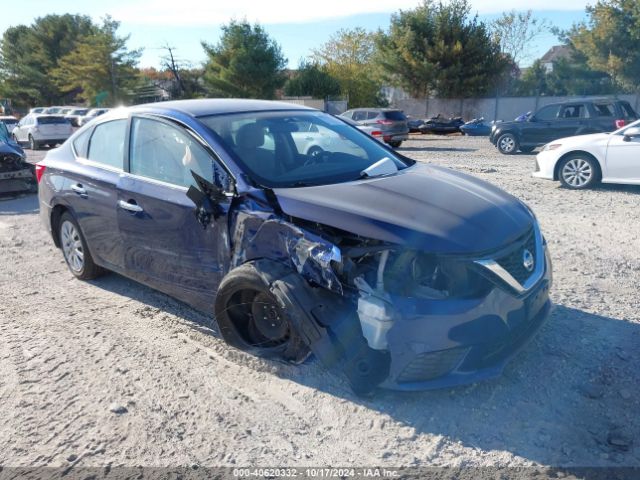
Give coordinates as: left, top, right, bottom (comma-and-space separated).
558, 154, 600, 189
214, 262, 310, 363
497, 133, 518, 154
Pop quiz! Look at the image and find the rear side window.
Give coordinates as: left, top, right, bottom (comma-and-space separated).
383, 111, 407, 121
129, 117, 214, 188
560, 104, 586, 119
620, 102, 637, 120
352, 111, 367, 121
366, 111, 379, 120
72, 129, 92, 157
37, 116, 68, 125
534, 105, 560, 121
87, 119, 127, 169
593, 103, 614, 117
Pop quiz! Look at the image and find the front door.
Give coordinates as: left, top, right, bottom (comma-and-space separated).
604, 131, 640, 183
117, 115, 230, 311
522, 104, 561, 145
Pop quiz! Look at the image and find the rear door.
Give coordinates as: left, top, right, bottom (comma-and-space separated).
556, 103, 587, 138
117, 115, 230, 310
63, 119, 127, 270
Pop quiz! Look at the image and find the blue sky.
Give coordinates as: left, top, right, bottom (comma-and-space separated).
0, 1, 590, 69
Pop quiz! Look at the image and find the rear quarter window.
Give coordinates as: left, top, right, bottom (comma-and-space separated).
593, 103, 614, 117
37, 116, 69, 125
620, 102, 637, 120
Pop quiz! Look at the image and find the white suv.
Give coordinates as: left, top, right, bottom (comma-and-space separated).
12, 114, 73, 150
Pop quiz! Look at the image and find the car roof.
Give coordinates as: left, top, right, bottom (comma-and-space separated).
347, 108, 401, 112
130, 98, 314, 117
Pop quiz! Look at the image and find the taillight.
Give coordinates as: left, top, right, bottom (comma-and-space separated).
615, 119, 626, 129
371, 130, 383, 136
376, 119, 394, 125
35, 163, 46, 183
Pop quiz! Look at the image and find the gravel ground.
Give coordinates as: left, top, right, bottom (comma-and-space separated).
0, 135, 639, 469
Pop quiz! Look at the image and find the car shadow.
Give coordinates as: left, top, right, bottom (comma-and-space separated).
86, 271, 640, 469
400, 146, 477, 153
593, 183, 640, 194
0, 192, 38, 213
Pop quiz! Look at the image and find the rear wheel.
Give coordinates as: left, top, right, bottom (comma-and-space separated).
214, 262, 310, 363
497, 133, 518, 154
558, 154, 600, 189
388, 141, 402, 148
28, 135, 38, 150
58, 212, 104, 280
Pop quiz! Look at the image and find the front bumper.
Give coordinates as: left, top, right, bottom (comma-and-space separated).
379, 250, 552, 391
532, 150, 559, 180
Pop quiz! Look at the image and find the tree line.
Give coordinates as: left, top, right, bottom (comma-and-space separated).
0, 0, 637, 111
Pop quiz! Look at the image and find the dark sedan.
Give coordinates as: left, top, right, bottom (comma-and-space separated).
37, 99, 551, 394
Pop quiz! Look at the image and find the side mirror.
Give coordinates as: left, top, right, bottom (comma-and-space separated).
623, 127, 640, 142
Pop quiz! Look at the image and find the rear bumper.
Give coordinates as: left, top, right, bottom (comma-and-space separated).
380, 250, 552, 391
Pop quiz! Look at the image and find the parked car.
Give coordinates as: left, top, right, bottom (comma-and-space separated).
12, 114, 73, 150
78, 108, 110, 126
490, 98, 638, 154
340, 116, 384, 142
0, 121, 35, 195
419, 114, 465, 135
340, 108, 409, 148
37, 99, 551, 394
64, 108, 89, 127
460, 117, 492, 136
29, 107, 46, 114
533, 119, 640, 189
0, 115, 19, 131
43, 106, 65, 114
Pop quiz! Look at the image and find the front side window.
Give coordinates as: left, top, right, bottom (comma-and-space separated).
87, 119, 127, 169
199, 111, 411, 188
129, 117, 214, 188
534, 105, 560, 121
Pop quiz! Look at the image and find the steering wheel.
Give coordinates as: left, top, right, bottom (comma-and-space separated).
303, 148, 330, 166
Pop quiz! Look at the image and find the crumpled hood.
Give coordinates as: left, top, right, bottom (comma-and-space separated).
273, 163, 535, 254
0, 139, 25, 159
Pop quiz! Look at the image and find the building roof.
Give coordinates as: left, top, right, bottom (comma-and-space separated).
540, 45, 572, 64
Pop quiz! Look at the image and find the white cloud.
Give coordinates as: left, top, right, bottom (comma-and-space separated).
114, 0, 590, 26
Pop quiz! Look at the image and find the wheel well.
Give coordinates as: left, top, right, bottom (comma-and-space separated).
553, 151, 602, 181
50, 205, 70, 248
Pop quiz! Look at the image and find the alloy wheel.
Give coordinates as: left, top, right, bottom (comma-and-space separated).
499, 135, 516, 153
562, 158, 593, 188
60, 220, 84, 273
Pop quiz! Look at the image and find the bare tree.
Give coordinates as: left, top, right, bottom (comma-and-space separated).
160, 43, 186, 97
492, 10, 550, 66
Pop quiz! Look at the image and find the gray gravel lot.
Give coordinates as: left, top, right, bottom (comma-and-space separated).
0, 135, 638, 468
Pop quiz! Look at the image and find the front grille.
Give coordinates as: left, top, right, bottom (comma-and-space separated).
496, 230, 536, 285
397, 347, 468, 383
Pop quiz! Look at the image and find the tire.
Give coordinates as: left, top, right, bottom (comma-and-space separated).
307, 146, 323, 157
497, 133, 518, 154
29, 135, 38, 150
388, 141, 402, 148
58, 212, 104, 280
558, 154, 600, 190
519, 146, 536, 153
214, 262, 310, 363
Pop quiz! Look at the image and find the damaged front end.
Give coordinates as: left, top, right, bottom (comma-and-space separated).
191, 174, 551, 395
0, 137, 35, 196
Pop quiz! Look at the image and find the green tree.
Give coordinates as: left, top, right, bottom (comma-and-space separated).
311, 28, 384, 107
0, 14, 95, 106
567, 0, 640, 91
51, 17, 141, 106
284, 61, 341, 98
202, 21, 286, 99
492, 10, 549, 66
377, 0, 510, 98
512, 60, 550, 96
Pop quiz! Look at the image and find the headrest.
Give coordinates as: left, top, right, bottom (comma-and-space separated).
236, 123, 265, 149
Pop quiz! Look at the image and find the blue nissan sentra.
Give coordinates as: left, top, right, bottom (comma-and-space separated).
37, 99, 552, 394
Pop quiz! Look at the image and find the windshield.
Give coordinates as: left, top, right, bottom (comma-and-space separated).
199, 111, 411, 188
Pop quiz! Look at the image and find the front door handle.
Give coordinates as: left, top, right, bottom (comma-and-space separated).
71, 184, 87, 196
118, 199, 143, 213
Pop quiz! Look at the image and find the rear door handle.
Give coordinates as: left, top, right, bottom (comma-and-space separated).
71, 184, 87, 196
118, 200, 143, 213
